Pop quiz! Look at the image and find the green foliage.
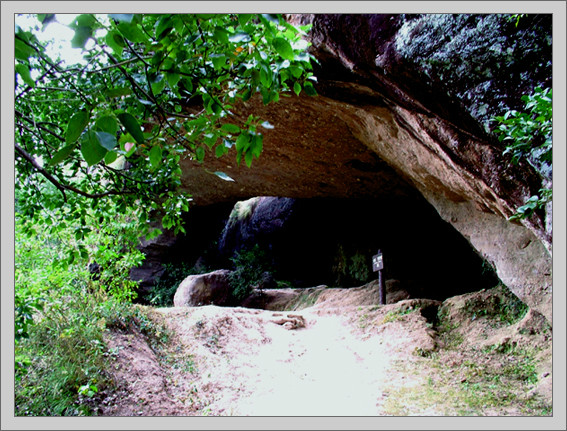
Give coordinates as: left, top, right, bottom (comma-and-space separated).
493, 87, 552, 220
461, 285, 529, 325
381, 306, 417, 324
144, 261, 197, 307
14, 205, 149, 415
348, 252, 371, 283
228, 244, 272, 301
332, 245, 372, 286
15, 293, 167, 416
15, 13, 317, 237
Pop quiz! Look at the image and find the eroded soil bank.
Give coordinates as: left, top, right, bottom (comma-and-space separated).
99, 286, 552, 416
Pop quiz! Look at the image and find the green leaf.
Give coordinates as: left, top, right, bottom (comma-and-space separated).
272, 37, 294, 61
106, 31, 125, 56
95, 116, 118, 134
166, 72, 181, 89
48, 144, 76, 166
195, 146, 205, 162
65, 110, 90, 144
235, 133, 250, 152
104, 151, 118, 165
105, 87, 131, 98
293, 81, 301, 96
149, 145, 162, 169
251, 134, 263, 158
211, 54, 226, 71
221, 123, 241, 134
15, 64, 35, 88
213, 27, 229, 44
15, 38, 35, 61
244, 149, 253, 168
202, 93, 213, 115
180, 77, 193, 93
303, 81, 317, 96
72, 14, 98, 29
289, 66, 303, 79
215, 144, 227, 158
95, 131, 118, 150
39, 14, 56, 26
118, 113, 145, 145
81, 131, 107, 166
151, 77, 166, 95
261, 14, 281, 24
71, 26, 92, 49
155, 15, 174, 40
213, 171, 235, 182
260, 66, 272, 88
109, 14, 134, 23
241, 88, 252, 102
117, 22, 147, 43
238, 14, 253, 26
204, 133, 218, 148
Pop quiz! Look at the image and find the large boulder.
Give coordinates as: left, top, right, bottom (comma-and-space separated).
218, 196, 295, 260
173, 270, 233, 307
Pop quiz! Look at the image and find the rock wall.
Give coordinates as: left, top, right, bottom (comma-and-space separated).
296, 13, 553, 322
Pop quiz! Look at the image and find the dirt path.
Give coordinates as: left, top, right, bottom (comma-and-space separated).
100, 288, 553, 417
112, 301, 438, 417
198, 308, 392, 416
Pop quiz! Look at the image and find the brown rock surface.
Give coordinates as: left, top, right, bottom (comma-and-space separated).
173, 269, 233, 307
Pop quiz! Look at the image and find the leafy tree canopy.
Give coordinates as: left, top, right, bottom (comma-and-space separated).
15, 13, 317, 238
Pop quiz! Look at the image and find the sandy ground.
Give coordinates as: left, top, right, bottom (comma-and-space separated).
99, 288, 552, 417
166, 306, 396, 416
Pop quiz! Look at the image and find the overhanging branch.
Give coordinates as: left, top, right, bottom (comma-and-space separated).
15, 143, 137, 201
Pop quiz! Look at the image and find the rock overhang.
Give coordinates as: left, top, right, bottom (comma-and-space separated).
170, 13, 552, 323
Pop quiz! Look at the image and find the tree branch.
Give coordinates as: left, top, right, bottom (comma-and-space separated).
87, 55, 153, 73
15, 143, 137, 201
16, 110, 66, 142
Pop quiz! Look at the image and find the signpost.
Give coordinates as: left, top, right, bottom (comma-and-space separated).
372, 250, 386, 305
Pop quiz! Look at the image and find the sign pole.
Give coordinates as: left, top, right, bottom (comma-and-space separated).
378, 266, 386, 305
372, 249, 386, 305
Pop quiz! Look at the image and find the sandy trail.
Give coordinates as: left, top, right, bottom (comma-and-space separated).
155, 306, 403, 416
103, 290, 552, 417
225, 311, 390, 416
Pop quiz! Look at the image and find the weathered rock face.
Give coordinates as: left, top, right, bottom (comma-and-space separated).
217, 196, 295, 260
173, 269, 233, 307
172, 14, 552, 322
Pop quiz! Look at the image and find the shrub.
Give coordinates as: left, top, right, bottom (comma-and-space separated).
332, 244, 372, 286
228, 244, 273, 301
144, 262, 197, 307
14, 212, 149, 415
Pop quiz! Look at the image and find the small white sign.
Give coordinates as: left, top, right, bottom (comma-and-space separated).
372, 253, 383, 272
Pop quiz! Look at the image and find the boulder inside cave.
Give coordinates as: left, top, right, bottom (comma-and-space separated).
139, 194, 500, 304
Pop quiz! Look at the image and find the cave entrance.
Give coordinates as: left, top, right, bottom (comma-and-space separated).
159, 194, 499, 304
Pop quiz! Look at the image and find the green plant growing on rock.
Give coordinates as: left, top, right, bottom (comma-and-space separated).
493, 87, 552, 221
462, 285, 529, 325
381, 306, 417, 324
